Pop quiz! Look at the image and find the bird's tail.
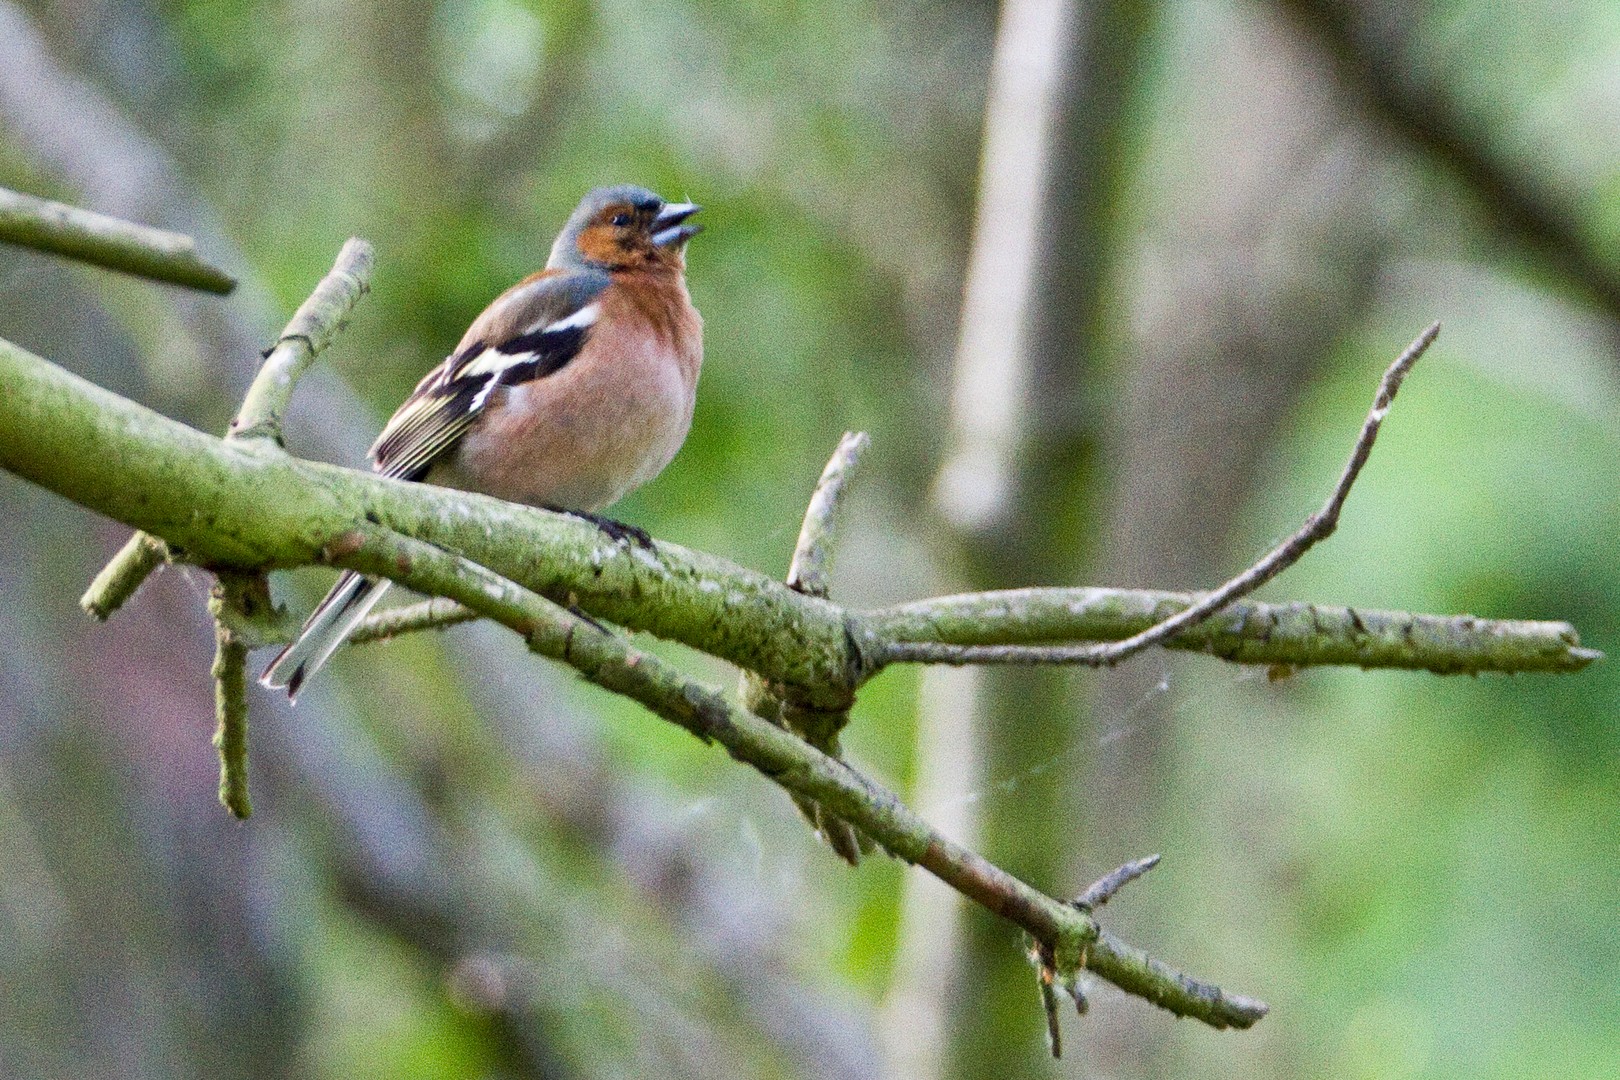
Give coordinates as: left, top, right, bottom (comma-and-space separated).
259, 572, 389, 699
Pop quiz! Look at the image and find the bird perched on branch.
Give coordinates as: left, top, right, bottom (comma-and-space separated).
262, 184, 703, 697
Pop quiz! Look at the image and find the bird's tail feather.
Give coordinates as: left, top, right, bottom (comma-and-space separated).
260, 573, 390, 699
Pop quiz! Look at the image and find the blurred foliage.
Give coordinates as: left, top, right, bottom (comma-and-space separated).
3, 0, 1620, 1077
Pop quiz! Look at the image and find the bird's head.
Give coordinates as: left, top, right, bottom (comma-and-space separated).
549, 184, 702, 272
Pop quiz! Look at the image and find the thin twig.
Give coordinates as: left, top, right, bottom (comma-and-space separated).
229, 237, 374, 445
1075, 854, 1162, 910
787, 431, 870, 598
79, 532, 166, 620
350, 596, 480, 643
211, 594, 479, 649
1030, 855, 1162, 1057
1039, 972, 1063, 1058
80, 238, 374, 619
324, 522, 1269, 1034
877, 323, 1441, 668
0, 185, 236, 293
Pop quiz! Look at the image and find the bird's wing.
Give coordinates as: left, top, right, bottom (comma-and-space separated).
368, 268, 610, 480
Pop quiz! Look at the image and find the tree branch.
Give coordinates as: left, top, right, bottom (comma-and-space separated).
352, 596, 480, 643
0, 332, 1591, 692
1075, 853, 1161, 910
228, 238, 374, 445
875, 322, 1442, 667
79, 238, 375, 620
1033, 853, 1177, 1054
1, 245, 1598, 1044
787, 430, 870, 598
316, 519, 1269, 1031
205, 572, 275, 817
209, 589, 252, 819
862, 588, 1596, 674
80, 532, 167, 620
0, 184, 236, 294
742, 431, 874, 863
228, 583, 1598, 678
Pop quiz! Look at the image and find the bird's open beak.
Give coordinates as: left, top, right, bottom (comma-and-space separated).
652, 202, 702, 248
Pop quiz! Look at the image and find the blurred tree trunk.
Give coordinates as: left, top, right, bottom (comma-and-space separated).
888, 1, 1154, 1077
1274, 0, 1620, 325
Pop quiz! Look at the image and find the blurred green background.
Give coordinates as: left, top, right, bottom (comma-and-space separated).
2, 0, 1618, 1077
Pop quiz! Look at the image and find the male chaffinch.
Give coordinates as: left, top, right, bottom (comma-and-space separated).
262, 184, 703, 696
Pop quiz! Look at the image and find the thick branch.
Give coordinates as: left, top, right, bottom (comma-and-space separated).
0, 336, 1593, 693
863, 588, 1596, 674
0, 185, 236, 294
0, 272, 1592, 1038
322, 521, 1268, 1030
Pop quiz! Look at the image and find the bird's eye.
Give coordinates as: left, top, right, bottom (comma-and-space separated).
611, 213, 630, 227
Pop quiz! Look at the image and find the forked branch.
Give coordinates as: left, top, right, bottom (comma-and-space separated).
314, 519, 1271, 1034
80, 239, 374, 621
0, 236, 1600, 1049
877, 323, 1441, 668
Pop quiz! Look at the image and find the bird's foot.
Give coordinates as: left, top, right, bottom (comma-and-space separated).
551, 507, 654, 549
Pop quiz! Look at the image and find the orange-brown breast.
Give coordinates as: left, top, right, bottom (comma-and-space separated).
440, 268, 703, 511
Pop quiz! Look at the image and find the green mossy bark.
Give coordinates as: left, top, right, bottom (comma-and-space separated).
0, 336, 1596, 710
0, 186, 235, 294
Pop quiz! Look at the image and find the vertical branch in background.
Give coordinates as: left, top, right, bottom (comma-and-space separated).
1272, 0, 1620, 323
887, 1, 1156, 1077
886, 0, 1072, 1058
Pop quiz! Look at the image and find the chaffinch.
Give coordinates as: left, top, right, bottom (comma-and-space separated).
262, 184, 703, 696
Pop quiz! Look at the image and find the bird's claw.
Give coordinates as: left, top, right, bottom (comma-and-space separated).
553, 507, 655, 549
